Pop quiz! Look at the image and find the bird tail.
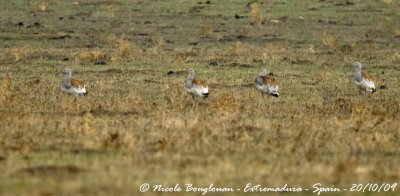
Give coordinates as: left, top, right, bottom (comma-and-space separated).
269, 86, 279, 97
367, 88, 376, 93
270, 92, 279, 97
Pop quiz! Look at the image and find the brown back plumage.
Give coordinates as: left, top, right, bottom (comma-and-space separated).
262, 75, 277, 86
70, 78, 85, 88
362, 72, 373, 81
193, 78, 208, 87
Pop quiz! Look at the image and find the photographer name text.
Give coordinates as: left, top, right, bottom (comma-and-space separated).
139, 182, 397, 195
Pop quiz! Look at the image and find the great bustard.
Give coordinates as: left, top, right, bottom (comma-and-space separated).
61, 68, 88, 96
254, 68, 279, 97
184, 69, 209, 98
353, 62, 376, 93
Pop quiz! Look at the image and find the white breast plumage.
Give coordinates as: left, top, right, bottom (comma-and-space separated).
255, 68, 279, 97
185, 69, 209, 98
61, 68, 88, 96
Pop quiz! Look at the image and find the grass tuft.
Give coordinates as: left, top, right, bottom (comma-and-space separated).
201, 20, 213, 37
37, 1, 49, 11
322, 32, 340, 50
77, 49, 107, 64
248, 2, 263, 26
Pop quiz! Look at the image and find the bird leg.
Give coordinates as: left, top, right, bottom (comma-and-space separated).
259, 92, 264, 107
191, 95, 195, 107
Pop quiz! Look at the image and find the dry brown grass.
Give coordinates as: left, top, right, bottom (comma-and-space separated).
391, 52, 400, 64
152, 36, 165, 50
228, 41, 246, 56
37, 1, 49, 11
10, 47, 35, 62
201, 20, 213, 37
174, 53, 189, 64
394, 29, 400, 38
322, 32, 340, 50
76, 49, 107, 64
107, 35, 143, 62
209, 92, 241, 112
0, 77, 11, 103
248, 2, 263, 26
115, 41, 134, 60
262, 42, 288, 64
2, 51, 400, 194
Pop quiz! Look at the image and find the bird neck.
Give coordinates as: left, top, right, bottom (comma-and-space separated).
187, 73, 195, 81
354, 67, 362, 81
65, 73, 71, 81
186, 77, 193, 84
255, 75, 264, 85
185, 77, 193, 89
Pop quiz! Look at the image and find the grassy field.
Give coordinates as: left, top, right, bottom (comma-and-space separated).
1, 0, 400, 195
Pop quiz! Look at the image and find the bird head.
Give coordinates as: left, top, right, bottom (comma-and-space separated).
258, 68, 267, 76
187, 68, 196, 79
352, 62, 362, 69
64, 68, 72, 76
